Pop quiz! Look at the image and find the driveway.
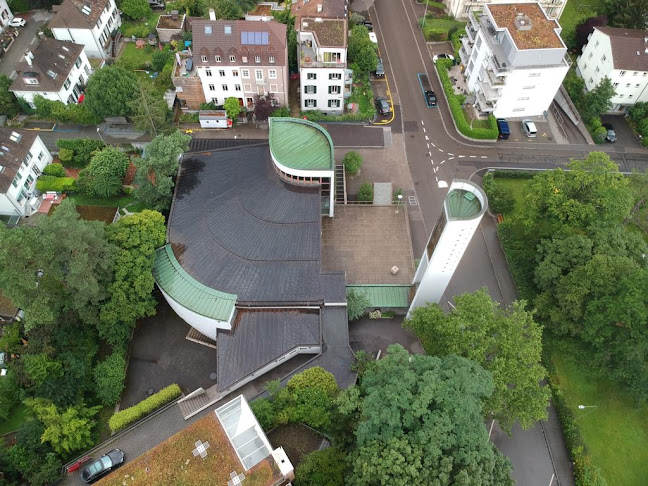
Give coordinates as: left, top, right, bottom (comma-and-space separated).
0, 10, 52, 78
601, 114, 644, 150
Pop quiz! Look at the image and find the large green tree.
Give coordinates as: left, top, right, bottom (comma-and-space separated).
604, 0, 648, 29
120, 0, 151, 19
99, 210, 166, 347
85, 65, 139, 119
0, 200, 115, 330
581, 77, 616, 123
0, 74, 21, 117
347, 344, 513, 486
80, 147, 130, 198
348, 25, 378, 76
127, 84, 173, 136
93, 351, 127, 405
405, 289, 550, 432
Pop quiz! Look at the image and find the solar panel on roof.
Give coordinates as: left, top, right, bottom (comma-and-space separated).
262, 32, 268, 45
241, 32, 269, 45
241, 32, 247, 44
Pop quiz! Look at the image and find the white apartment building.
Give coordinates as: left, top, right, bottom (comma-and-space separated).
49, 0, 121, 59
192, 19, 288, 110
298, 17, 348, 114
10, 39, 92, 107
0, 129, 53, 218
0, 0, 14, 34
447, 0, 565, 21
460, 3, 570, 118
577, 26, 648, 113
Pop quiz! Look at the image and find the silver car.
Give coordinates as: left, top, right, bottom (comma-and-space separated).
521, 120, 537, 138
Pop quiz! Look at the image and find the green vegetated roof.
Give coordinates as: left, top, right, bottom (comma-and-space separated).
346, 285, 411, 308
446, 189, 482, 219
153, 244, 237, 321
268, 117, 334, 171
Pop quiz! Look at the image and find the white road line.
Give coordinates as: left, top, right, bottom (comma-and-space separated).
440, 160, 445, 164
449, 156, 455, 160
425, 135, 429, 141
435, 176, 439, 182
438, 148, 444, 152
481, 156, 488, 159
422, 127, 426, 133
447, 153, 454, 156
426, 143, 430, 148
430, 160, 434, 165
470, 155, 477, 158
430, 142, 436, 147
458, 155, 465, 158
428, 152, 432, 156
421, 120, 424, 126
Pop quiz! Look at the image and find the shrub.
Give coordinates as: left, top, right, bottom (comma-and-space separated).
482, 172, 515, 214
93, 351, 127, 406
32, 95, 100, 125
81, 147, 130, 198
357, 182, 373, 202
36, 176, 76, 193
57, 139, 106, 168
271, 106, 291, 117
42, 163, 66, 177
347, 289, 370, 321
294, 447, 347, 486
343, 151, 363, 176
108, 383, 181, 432
250, 398, 277, 431
58, 148, 74, 165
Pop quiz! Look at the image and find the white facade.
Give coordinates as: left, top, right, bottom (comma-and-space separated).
460, 3, 569, 118
576, 28, 648, 112
0, 134, 53, 217
13, 50, 92, 107
447, 0, 565, 21
51, 0, 121, 59
408, 180, 487, 315
0, 0, 14, 34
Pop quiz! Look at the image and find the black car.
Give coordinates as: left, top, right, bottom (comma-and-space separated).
425, 90, 437, 107
603, 123, 617, 143
81, 449, 125, 483
374, 97, 391, 116
363, 20, 373, 31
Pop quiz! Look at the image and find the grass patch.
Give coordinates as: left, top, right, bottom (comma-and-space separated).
420, 18, 465, 41
89, 58, 104, 69
117, 43, 156, 71
0, 404, 29, 434
462, 107, 491, 129
559, 0, 605, 46
491, 176, 530, 220
423, 0, 445, 8
69, 193, 135, 207
120, 12, 162, 38
552, 342, 648, 486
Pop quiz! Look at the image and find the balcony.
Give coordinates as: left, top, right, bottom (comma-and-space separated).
479, 80, 500, 102
298, 44, 345, 69
476, 92, 495, 113
485, 68, 505, 87
465, 24, 477, 43
173, 57, 198, 78
461, 36, 474, 55
459, 47, 469, 66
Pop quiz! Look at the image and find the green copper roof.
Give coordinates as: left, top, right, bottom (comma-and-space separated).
153, 244, 237, 321
346, 285, 411, 308
446, 189, 482, 219
269, 117, 334, 171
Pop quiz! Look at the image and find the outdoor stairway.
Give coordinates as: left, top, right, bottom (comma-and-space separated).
335, 165, 346, 204
177, 386, 224, 420
186, 326, 217, 349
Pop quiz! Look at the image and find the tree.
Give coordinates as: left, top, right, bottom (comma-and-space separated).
24, 398, 101, 455
253, 93, 277, 121
482, 172, 515, 214
357, 182, 373, 202
224, 96, 242, 120
213, 0, 242, 19
4, 421, 62, 486
353, 44, 378, 77
128, 83, 173, 136
22, 354, 63, 387
405, 289, 550, 432
581, 77, 616, 123
604, 0, 648, 29
120, 0, 151, 19
575, 16, 608, 52
348, 25, 373, 63
347, 289, 369, 321
93, 351, 127, 405
0, 74, 21, 117
81, 147, 130, 198
295, 447, 347, 486
99, 210, 166, 347
347, 344, 513, 486
0, 369, 21, 422
85, 65, 139, 119
133, 131, 191, 210
343, 151, 363, 176
151, 49, 174, 72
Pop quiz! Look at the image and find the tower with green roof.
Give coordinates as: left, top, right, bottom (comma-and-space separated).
408, 180, 488, 315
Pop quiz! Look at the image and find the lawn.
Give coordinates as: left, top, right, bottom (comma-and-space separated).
491, 175, 531, 221
117, 43, 156, 71
266, 423, 323, 467
559, 0, 605, 45
552, 342, 648, 486
96, 413, 282, 486
0, 404, 29, 435
120, 12, 162, 38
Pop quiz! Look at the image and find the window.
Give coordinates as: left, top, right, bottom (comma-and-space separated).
634, 71, 638, 76
244, 84, 252, 91
620, 70, 626, 76
583, 64, 587, 70
613, 82, 619, 87
269, 69, 277, 79
255, 70, 263, 81
242, 56, 248, 63
219, 70, 225, 77
84, 65, 90, 76
305, 99, 317, 108
328, 99, 340, 108
254, 56, 261, 63
11, 177, 18, 188
328, 85, 341, 94
522, 86, 535, 89
512, 108, 526, 112
202, 55, 208, 62
307, 73, 316, 80
619, 94, 624, 98
323, 52, 341, 62
206, 69, 213, 77
64, 78, 71, 90
517, 96, 530, 101
270, 84, 277, 92
204, 25, 212, 34
225, 25, 232, 34
235, 84, 241, 91
242, 69, 250, 78
208, 84, 215, 91
629, 95, 634, 98
589, 78, 593, 84
229, 55, 236, 62
304, 85, 317, 94
75, 57, 82, 68
222, 84, 228, 91
626, 83, 631, 87
637, 84, 642, 87
528, 73, 541, 77
215, 55, 222, 62
24, 153, 32, 164
589, 52, 593, 59
329, 73, 342, 80
246, 97, 253, 106
232, 70, 239, 77
38, 151, 44, 161
595, 40, 599, 47
269, 56, 275, 64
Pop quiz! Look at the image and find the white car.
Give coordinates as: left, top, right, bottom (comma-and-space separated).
9, 18, 26, 27
433, 53, 455, 63
369, 32, 377, 44
521, 120, 538, 138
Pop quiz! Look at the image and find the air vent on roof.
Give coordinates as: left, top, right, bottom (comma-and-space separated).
205, 25, 212, 34
59, 54, 66, 59
46, 69, 57, 79
62, 45, 69, 52
81, 4, 91, 15
303, 21, 308, 27
9, 132, 22, 143
224, 25, 232, 35
315, 17, 322, 22
514, 13, 532, 31
1, 146, 10, 152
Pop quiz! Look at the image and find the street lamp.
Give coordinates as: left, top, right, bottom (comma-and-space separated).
395, 193, 403, 213
96, 127, 106, 144
578, 405, 597, 409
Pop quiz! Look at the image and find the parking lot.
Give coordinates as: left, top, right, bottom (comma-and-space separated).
500, 117, 556, 144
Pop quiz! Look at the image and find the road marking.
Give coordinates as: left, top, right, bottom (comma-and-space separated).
431, 160, 434, 165
426, 143, 429, 148
408, 195, 418, 205
447, 153, 454, 156
430, 142, 435, 147
421, 121, 424, 126
438, 148, 444, 152
458, 155, 465, 158
422, 127, 426, 133
428, 152, 432, 157
425, 135, 429, 141
481, 156, 488, 159
438, 180, 448, 188
470, 155, 477, 158
440, 160, 445, 164
435, 176, 439, 182
449, 156, 455, 160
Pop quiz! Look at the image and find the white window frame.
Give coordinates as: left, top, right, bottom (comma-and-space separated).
268, 69, 277, 79
242, 69, 250, 78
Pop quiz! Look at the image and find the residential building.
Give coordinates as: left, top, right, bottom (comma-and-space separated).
0, 0, 14, 34
0, 128, 53, 218
298, 17, 349, 114
245, 2, 285, 22
460, 3, 570, 118
576, 26, 648, 113
49, 0, 121, 59
10, 39, 92, 107
290, 0, 347, 24
447, 0, 565, 21
190, 18, 288, 111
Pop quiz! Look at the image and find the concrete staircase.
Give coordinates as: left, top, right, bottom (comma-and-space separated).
186, 326, 217, 349
177, 386, 224, 420
335, 165, 347, 205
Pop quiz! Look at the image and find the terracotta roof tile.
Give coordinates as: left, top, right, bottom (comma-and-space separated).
291, 0, 346, 22
595, 26, 648, 72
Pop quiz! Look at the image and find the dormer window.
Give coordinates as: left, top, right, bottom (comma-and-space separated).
25, 77, 39, 85
81, 4, 91, 15
255, 56, 261, 63
215, 55, 221, 62
201, 55, 208, 62
242, 56, 248, 63
46, 70, 57, 79
269, 56, 275, 64
230, 55, 236, 62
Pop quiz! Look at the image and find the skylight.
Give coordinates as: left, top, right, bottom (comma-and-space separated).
224, 25, 232, 35
81, 4, 91, 15
9, 132, 21, 143
46, 70, 57, 79
204, 25, 212, 34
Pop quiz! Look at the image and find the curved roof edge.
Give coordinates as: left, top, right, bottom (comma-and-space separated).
153, 244, 237, 322
268, 117, 335, 173
444, 179, 488, 221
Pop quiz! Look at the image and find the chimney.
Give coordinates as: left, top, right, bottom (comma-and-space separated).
514, 13, 532, 31
317, 4, 322, 12
24, 50, 33, 66
209, 8, 216, 20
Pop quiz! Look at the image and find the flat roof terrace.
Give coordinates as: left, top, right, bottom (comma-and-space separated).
488, 3, 564, 50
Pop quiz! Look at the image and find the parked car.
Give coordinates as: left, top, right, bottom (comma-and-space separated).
363, 20, 373, 31
9, 18, 26, 27
521, 120, 537, 138
81, 449, 125, 483
496, 119, 510, 140
603, 123, 617, 143
369, 32, 378, 44
425, 91, 437, 107
375, 58, 384, 77
374, 97, 391, 116
433, 53, 455, 63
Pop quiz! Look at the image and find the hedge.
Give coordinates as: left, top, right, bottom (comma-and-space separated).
435, 59, 498, 140
36, 176, 76, 193
56, 139, 106, 168
42, 163, 66, 177
108, 384, 181, 432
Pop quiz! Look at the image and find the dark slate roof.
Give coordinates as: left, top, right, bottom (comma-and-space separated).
49, 0, 109, 29
168, 143, 345, 304
217, 309, 320, 391
595, 26, 648, 71
10, 39, 84, 93
0, 128, 38, 193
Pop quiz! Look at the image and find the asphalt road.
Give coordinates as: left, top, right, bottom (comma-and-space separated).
0, 11, 52, 78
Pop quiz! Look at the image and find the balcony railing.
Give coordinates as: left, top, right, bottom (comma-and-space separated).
298, 44, 345, 68
486, 68, 505, 86
461, 36, 474, 55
